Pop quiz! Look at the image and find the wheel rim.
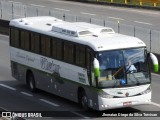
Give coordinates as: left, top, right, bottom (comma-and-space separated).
28, 75, 34, 90
29, 79, 34, 90
81, 95, 88, 109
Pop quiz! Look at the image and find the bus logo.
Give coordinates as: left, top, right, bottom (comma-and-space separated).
40, 57, 60, 74
2, 112, 12, 118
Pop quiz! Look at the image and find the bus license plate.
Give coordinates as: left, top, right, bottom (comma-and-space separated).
123, 101, 132, 106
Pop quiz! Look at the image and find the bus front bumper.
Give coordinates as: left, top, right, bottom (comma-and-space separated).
98, 92, 151, 111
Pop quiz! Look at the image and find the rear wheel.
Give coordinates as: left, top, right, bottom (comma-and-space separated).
27, 72, 36, 92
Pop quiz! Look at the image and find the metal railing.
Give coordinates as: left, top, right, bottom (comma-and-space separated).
0, 1, 159, 54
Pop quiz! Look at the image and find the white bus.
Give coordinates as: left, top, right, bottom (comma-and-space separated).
9, 16, 159, 111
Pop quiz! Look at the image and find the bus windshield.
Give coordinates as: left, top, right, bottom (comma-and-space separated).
97, 48, 150, 88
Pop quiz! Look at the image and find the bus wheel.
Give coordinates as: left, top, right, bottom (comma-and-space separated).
80, 91, 89, 111
27, 72, 36, 92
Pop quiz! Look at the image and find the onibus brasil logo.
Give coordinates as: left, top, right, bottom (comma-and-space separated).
2, 112, 42, 119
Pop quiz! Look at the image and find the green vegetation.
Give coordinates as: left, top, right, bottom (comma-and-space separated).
96, 0, 160, 7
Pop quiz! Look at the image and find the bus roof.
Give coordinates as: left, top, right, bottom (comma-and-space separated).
10, 16, 146, 51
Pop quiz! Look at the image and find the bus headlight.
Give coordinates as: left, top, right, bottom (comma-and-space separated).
140, 86, 151, 95
98, 92, 114, 98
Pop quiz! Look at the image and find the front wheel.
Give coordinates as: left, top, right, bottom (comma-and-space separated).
27, 73, 36, 92
80, 91, 89, 111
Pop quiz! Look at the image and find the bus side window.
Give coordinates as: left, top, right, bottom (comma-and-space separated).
64, 42, 74, 63
31, 33, 40, 54
20, 30, 30, 50
45, 37, 51, 57
51, 38, 63, 60
57, 40, 62, 60
86, 48, 94, 86
10, 28, 20, 48
10, 28, 15, 46
41, 35, 51, 57
75, 45, 85, 67
52, 39, 57, 58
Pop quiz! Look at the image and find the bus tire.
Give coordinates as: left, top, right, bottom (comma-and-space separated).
27, 72, 36, 92
79, 90, 89, 111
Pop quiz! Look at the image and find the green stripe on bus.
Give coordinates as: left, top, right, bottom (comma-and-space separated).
11, 61, 103, 92
94, 68, 100, 77
154, 64, 159, 73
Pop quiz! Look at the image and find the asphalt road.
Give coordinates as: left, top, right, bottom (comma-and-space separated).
0, 34, 160, 120
2, 0, 160, 31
